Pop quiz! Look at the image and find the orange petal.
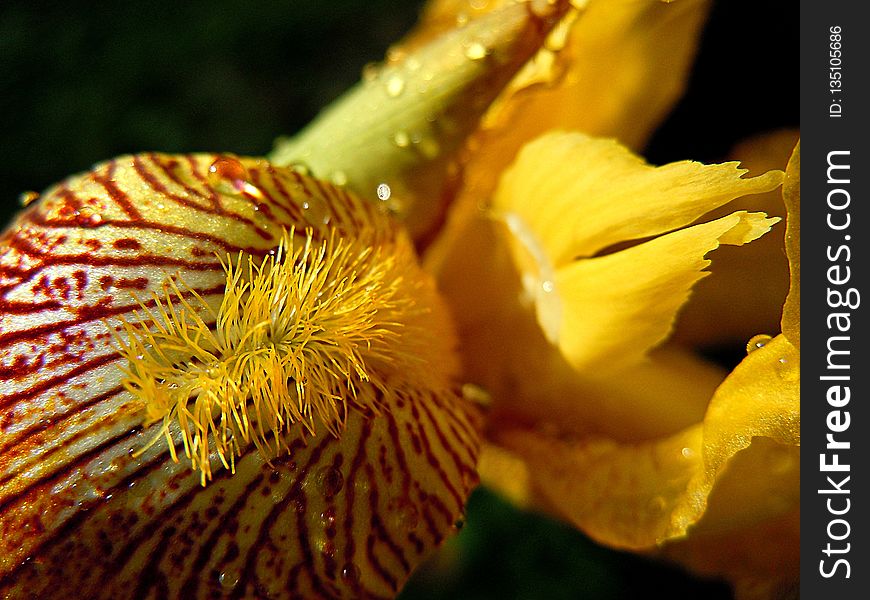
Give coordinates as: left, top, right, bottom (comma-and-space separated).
0, 155, 480, 597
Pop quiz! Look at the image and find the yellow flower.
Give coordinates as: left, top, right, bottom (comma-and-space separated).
0, 1, 798, 599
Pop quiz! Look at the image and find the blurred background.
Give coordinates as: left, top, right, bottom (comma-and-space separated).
0, 0, 797, 598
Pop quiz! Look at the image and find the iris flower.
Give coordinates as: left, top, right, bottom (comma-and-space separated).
0, 1, 798, 599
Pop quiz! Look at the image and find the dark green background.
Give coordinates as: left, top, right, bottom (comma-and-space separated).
0, 1, 797, 598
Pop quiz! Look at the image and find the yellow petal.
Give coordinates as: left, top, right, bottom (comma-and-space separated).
434, 215, 725, 442
673, 129, 798, 347
781, 140, 800, 348
0, 155, 480, 597
493, 132, 783, 266
484, 0, 711, 150
490, 132, 781, 372
555, 211, 778, 374
494, 333, 799, 558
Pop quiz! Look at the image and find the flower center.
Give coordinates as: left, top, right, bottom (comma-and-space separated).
117, 227, 451, 484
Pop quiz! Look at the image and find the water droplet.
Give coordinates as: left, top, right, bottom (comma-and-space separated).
648, 495, 667, 513
218, 569, 240, 590
388, 498, 419, 530
453, 515, 466, 530
208, 156, 247, 185
330, 170, 348, 186
541, 280, 555, 293
289, 162, 311, 176
316, 466, 344, 498
376, 183, 391, 201
464, 41, 488, 60
361, 62, 380, 82
207, 156, 262, 198
417, 137, 440, 159
385, 46, 407, 64
455, 12, 469, 26
461, 383, 491, 407
393, 131, 410, 148
340, 563, 360, 586
320, 507, 337, 528
746, 334, 773, 354
301, 197, 330, 226
775, 356, 799, 382
385, 75, 405, 97
75, 206, 103, 227
681, 447, 694, 459
19, 191, 39, 207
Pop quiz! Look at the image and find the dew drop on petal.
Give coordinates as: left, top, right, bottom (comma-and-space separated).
320, 507, 337, 528
464, 41, 488, 60
775, 356, 799, 382
301, 197, 330, 226
19, 191, 39, 207
361, 62, 380, 82
385, 75, 405, 97
648, 495, 667, 514
417, 137, 440, 159
389, 498, 419, 530
218, 569, 240, 590
376, 183, 391, 201
393, 131, 411, 148
541, 280, 555, 294
330, 170, 348, 186
746, 334, 773, 354
340, 563, 361, 586
681, 447, 694, 460
316, 466, 344, 498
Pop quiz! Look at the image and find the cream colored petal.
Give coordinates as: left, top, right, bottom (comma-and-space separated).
0, 155, 480, 598
493, 132, 783, 266
553, 211, 778, 374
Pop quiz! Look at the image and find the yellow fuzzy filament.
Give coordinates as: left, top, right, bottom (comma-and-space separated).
117, 228, 422, 484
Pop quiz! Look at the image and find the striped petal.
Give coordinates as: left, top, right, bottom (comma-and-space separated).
0, 155, 479, 598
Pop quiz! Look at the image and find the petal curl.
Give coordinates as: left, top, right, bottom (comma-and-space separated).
493, 132, 783, 265
0, 156, 480, 598
555, 211, 777, 374
494, 334, 799, 554
673, 130, 798, 347
491, 132, 782, 373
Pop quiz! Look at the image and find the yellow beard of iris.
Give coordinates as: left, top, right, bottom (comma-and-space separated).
117, 227, 429, 485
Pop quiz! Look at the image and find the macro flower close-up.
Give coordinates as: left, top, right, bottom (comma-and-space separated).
0, 1, 798, 599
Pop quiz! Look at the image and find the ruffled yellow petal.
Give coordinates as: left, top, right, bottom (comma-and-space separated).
489, 132, 781, 373
406, 0, 710, 150
0, 156, 480, 597
781, 141, 800, 348
673, 130, 798, 347
555, 211, 777, 374
493, 132, 783, 265
423, 0, 712, 270
493, 334, 799, 552
435, 213, 726, 442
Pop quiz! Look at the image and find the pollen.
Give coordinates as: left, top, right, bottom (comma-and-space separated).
117, 227, 453, 484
